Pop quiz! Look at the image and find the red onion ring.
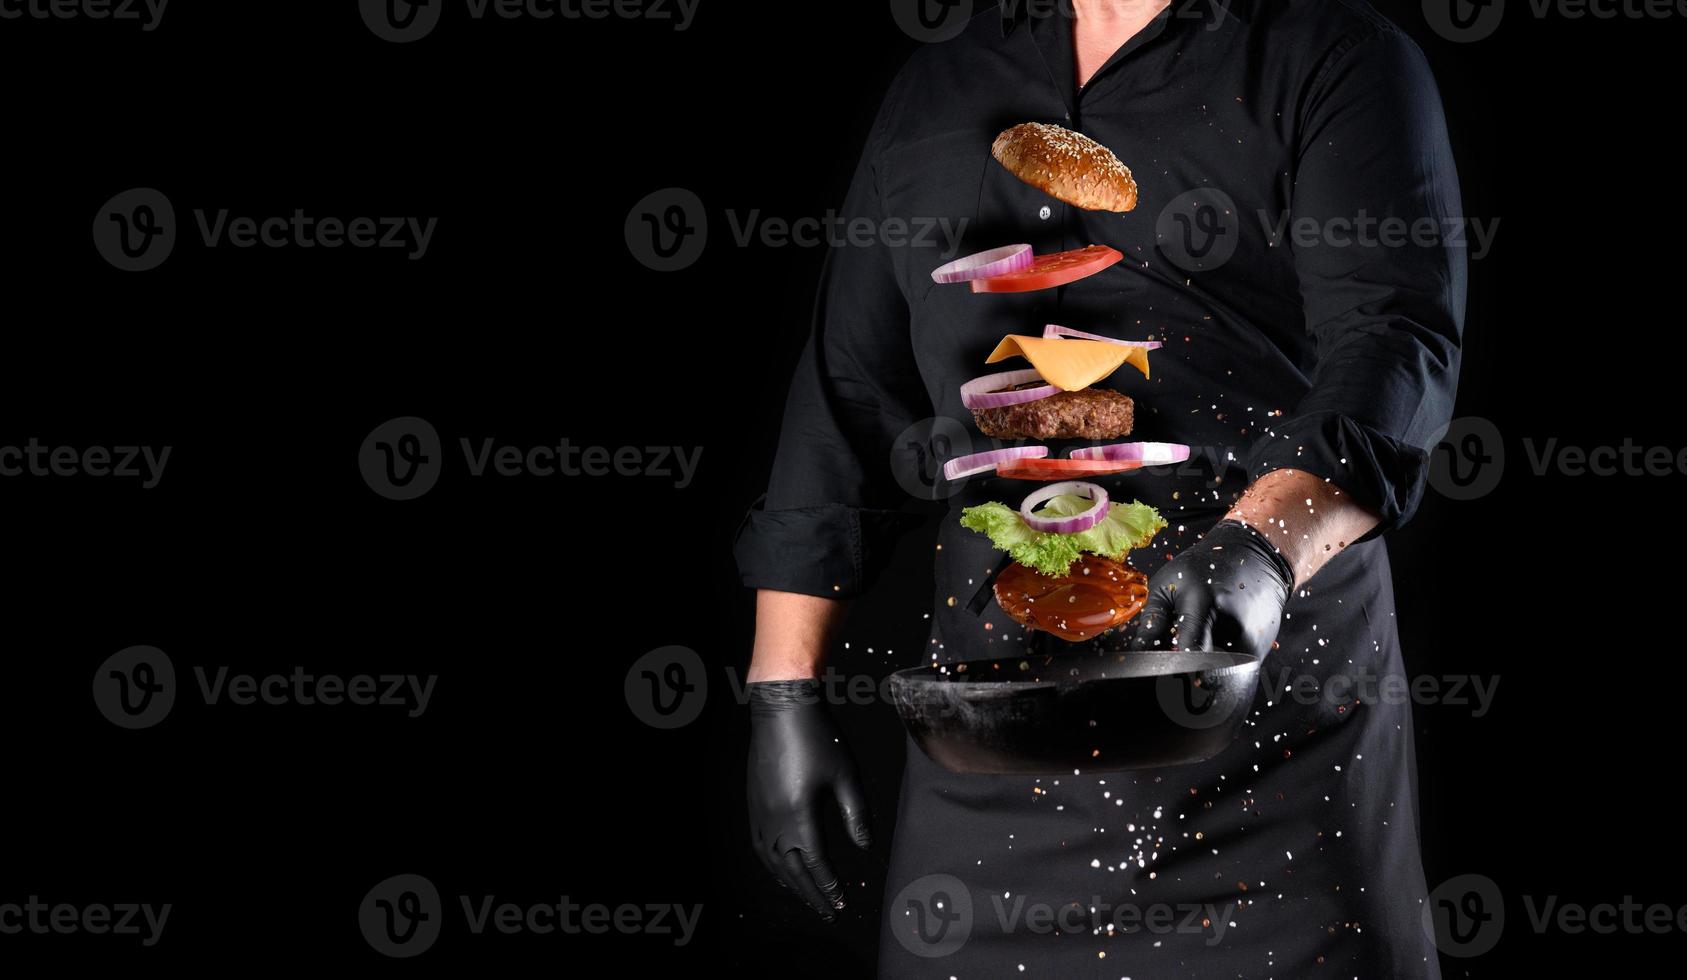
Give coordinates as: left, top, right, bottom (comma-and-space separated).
941, 446, 1050, 481
931, 244, 1034, 284
1043, 323, 1164, 350
960, 369, 1058, 410
1067, 442, 1192, 464
1019, 480, 1109, 535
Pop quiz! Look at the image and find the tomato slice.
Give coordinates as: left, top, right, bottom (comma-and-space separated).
970, 245, 1123, 294
995, 457, 1146, 480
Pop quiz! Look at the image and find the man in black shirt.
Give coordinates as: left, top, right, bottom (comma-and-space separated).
740, 2, 1463, 975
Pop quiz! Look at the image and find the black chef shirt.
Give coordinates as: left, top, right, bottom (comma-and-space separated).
735, 0, 1465, 606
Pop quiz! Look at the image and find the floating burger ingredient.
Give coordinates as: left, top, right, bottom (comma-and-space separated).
929, 244, 1122, 293
929, 244, 1032, 284
968, 245, 1123, 294
941, 441, 1191, 482
991, 122, 1139, 213
996, 440, 1191, 481
960, 480, 1165, 642
963, 324, 1159, 442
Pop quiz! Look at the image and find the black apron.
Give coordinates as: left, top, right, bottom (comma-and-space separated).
880, 535, 1439, 977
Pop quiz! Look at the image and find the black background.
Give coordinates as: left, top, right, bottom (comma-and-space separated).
0, 0, 1676, 975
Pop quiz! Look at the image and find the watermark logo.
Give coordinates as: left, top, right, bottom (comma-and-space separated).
1423, 873, 1505, 957
360, 874, 444, 958
889, 873, 973, 957
890, 417, 974, 501
0, 0, 169, 29
1428, 416, 1504, 500
1156, 188, 1240, 273
93, 649, 438, 728
92, 645, 176, 730
1156, 188, 1500, 271
624, 646, 708, 729
1155, 671, 1234, 731
360, 416, 444, 500
93, 188, 176, 271
1259, 210, 1500, 261
358, 874, 701, 956
1272, 666, 1500, 717
889, 0, 973, 42
625, 187, 708, 272
360, 417, 704, 499
1423, 0, 1506, 42
361, 0, 700, 40
359, 0, 443, 42
1, 440, 171, 488
0, 898, 172, 946
626, 189, 967, 271
93, 189, 436, 269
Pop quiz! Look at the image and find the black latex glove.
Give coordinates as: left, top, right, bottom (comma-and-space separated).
746, 679, 872, 922
1130, 519, 1295, 659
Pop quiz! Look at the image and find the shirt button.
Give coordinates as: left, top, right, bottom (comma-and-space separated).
1039, 205, 1052, 220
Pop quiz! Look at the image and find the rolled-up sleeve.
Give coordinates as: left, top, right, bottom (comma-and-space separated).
1247, 27, 1466, 536
734, 74, 931, 597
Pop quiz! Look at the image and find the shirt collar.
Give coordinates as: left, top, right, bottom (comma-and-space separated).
1000, 0, 1232, 38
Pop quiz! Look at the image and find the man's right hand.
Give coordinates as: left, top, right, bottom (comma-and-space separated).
746, 679, 872, 922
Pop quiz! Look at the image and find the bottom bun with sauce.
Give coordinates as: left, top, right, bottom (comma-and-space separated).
960, 482, 1164, 642
994, 553, 1149, 642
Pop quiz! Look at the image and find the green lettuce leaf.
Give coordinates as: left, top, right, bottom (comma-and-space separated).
959, 495, 1166, 578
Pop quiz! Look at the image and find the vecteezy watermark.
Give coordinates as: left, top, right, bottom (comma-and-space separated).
888, 0, 974, 43
0, 439, 170, 488
1428, 417, 1687, 500
889, 416, 975, 501
1423, 873, 1687, 957
1517, 436, 1687, 478
359, 0, 701, 43
1421, 0, 1508, 42
890, 874, 974, 957
889, 873, 1235, 958
92, 188, 437, 271
1258, 210, 1500, 261
358, 874, 701, 958
0, 897, 172, 947
623, 659, 1056, 729
0, 0, 169, 30
91, 188, 176, 272
1156, 188, 1241, 273
1265, 666, 1500, 718
724, 210, 966, 257
1424, 874, 1505, 957
92, 646, 438, 729
624, 645, 708, 729
1521, 895, 1687, 935
1428, 416, 1505, 501
624, 187, 967, 272
624, 188, 708, 272
358, 416, 704, 499
1155, 189, 1499, 273
1423, 0, 1687, 43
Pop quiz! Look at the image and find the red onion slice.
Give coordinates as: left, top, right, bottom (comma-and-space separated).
1067, 442, 1191, 465
960, 369, 1058, 410
1020, 480, 1109, 535
941, 446, 1050, 481
1043, 323, 1164, 350
931, 244, 1033, 284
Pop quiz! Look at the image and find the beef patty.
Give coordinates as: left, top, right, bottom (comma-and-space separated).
971, 388, 1134, 440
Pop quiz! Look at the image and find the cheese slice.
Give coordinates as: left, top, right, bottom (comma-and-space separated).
984, 336, 1151, 389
